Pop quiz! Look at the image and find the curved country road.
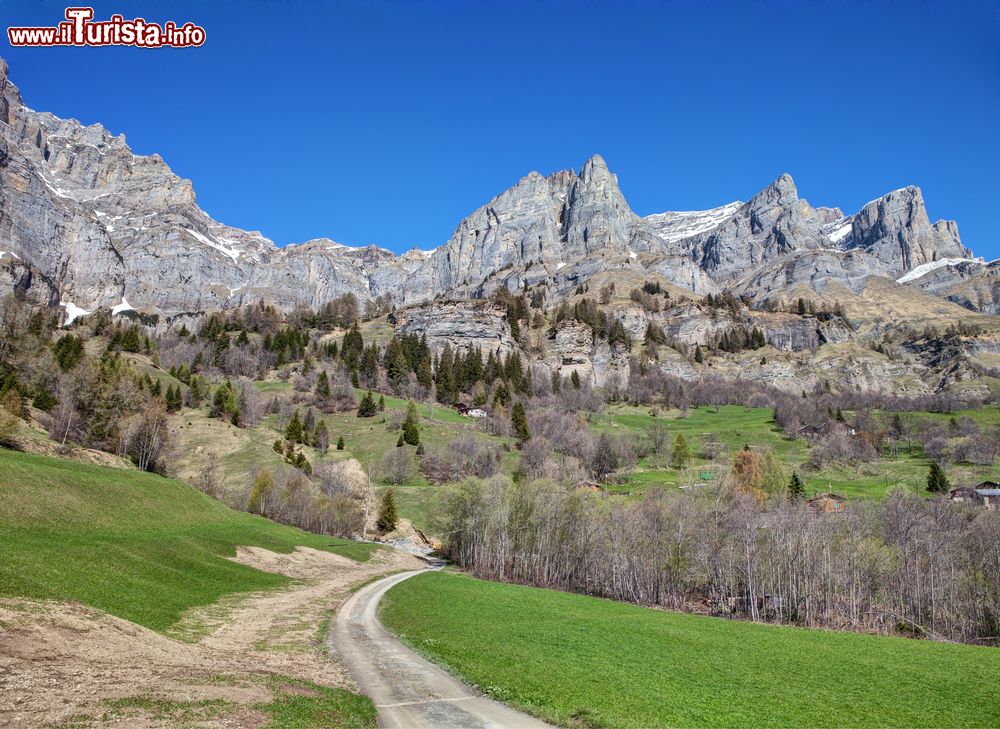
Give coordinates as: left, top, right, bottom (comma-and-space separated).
331, 568, 552, 728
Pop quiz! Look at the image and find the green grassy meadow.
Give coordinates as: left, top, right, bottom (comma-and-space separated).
0, 447, 378, 631
382, 571, 1000, 729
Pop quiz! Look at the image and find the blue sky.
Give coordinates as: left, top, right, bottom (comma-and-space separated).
3, 0, 999, 256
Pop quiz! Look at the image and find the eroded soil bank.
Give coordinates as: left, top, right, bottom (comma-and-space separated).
0, 545, 423, 728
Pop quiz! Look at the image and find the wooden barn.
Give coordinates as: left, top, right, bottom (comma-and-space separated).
949, 486, 982, 505
807, 492, 846, 514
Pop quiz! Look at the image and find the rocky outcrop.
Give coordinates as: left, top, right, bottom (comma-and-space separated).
894, 259, 1000, 315
0, 253, 59, 306
541, 319, 631, 389
395, 300, 518, 357
658, 304, 852, 353
735, 249, 891, 300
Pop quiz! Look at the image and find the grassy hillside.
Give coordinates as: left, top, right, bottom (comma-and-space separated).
592, 403, 1000, 499
382, 572, 1000, 729
0, 447, 378, 631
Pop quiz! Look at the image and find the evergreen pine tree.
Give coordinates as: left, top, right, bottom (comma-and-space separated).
416, 352, 434, 390
164, 385, 182, 412
357, 390, 377, 418
927, 461, 951, 493
671, 433, 691, 469
376, 489, 398, 532
788, 471, 805, 500
285, 410, 304, 443
384, 336, 410, 388
316, 370, 331, 398
210, 387, 227, 418
336, 435, 345, 451
342, 324, 364, 369
436, 345, 456, 404
402, 400, 420, 445
511, 402, 531, 445
360, 346, 380, 387
396, 433, 405, 447
492, 381, 511, 408
570, 370, 581, 390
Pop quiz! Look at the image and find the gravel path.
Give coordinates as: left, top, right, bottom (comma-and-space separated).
331, 569, 552, 729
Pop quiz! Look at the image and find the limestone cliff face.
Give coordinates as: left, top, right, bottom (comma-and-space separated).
847, 187, 969, 275
395, 301, 518, 357
543, 319, 631, 389
0, 57, 981, 334
691, 175, 828, 280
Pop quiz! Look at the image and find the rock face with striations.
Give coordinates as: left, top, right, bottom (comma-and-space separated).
690, 174, 828, 280
395, 301, 519, 358
0, 56, 981, 328
847, 187, 969, 275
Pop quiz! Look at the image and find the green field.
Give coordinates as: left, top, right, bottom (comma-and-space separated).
382, 572, 1000, 729
0, 447, 379, 631
592, 404, 1000, 499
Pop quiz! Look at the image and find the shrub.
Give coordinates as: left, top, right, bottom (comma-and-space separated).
382, 448, 413, 485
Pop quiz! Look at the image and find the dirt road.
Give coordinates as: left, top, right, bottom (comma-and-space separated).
331, 569, 552, 729
0, 546, 424, 727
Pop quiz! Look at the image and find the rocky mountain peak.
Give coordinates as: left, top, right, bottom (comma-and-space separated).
580, 153, 612, 183
849, 186, 969, 275
750, 173, 799, 210
565, 154, 634, 255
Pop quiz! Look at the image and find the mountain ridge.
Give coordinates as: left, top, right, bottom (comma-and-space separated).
0, 58, 980, 322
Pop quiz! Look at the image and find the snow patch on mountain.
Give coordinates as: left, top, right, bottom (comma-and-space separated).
111, 297, 134, 315
60, 301, 91, 325
184, 228, 241, 262
825, 218, 853, 243
644, 201, 743, 243
896, 258, 980, 284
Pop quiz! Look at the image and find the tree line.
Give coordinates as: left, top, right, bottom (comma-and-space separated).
438, 475, 1000, 646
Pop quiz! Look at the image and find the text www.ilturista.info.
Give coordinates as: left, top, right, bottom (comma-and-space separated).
8, 7, 205, 48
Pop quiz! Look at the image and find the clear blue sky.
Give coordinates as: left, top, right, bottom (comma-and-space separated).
3, 0, 998, 256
